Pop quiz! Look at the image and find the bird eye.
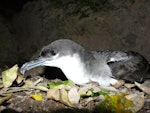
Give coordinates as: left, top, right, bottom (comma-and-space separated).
50, 50, 57, 56
41, 49, 57, 57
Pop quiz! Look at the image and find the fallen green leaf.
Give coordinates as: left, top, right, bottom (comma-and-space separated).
47, 80, 73, 88
63, 80, 73, 85
80, 89, 108, 98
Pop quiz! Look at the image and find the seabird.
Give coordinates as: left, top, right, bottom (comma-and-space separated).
20, 39, 150, 86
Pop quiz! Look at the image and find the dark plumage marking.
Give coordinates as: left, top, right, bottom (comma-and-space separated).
107, 51, 150, 82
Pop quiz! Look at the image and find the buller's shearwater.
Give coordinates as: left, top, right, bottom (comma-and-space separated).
20, 39, 150, 86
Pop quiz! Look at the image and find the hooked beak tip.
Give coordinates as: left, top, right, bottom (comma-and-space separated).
19, 58, 48, 75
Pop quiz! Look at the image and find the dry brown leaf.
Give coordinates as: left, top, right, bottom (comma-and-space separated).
126, 92, 144, 112
80, 97, 97, 106
16, 74, 24, 84
47, 88, 74, 107
78, 83, 101, 95
56, 84, 78, 90
68, 87, 80, 105
119, 87, 128, 94
59, 89, 73, 107
124, 83, 135, 89
23, 80, 34, 87
0, 93, 12, 105
32, 85, 48, 91
135, 82, 150, 94
99, 85, 118, 92
112, 80, 125, 88
2, 65, 18, 88
47, 88, 60, 101
0, 80, 4, 89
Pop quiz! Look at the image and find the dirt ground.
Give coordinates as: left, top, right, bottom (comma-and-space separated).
0, 76, 150, 113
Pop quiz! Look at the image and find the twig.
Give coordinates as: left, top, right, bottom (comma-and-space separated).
33, 78, 43, 86
0, 87, 31, 94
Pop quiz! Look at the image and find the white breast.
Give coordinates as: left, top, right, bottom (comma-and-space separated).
44, 54, 90, 85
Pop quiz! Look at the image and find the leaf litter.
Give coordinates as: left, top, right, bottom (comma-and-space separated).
0, 65, 150, 113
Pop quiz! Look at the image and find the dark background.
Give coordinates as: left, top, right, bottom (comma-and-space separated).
0, 0, 150, 69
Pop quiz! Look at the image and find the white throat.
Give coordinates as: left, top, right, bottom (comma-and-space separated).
44, 54, 90, 85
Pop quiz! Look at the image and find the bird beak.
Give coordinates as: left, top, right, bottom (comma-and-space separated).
20, 57, 48, 74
